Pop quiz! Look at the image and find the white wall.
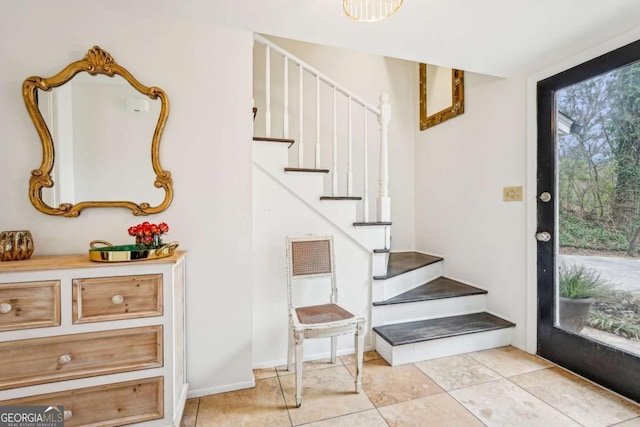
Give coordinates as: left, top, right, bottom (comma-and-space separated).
0, 2, 254, 396
415, 27, 640, 352
254, 36, 417, 251
252, 161, 372, 367
415, 72, 528, 348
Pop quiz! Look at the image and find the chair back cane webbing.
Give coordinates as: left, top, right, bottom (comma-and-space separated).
291, 240, 332, 276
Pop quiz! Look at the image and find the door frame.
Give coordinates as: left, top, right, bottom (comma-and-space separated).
536, 38, 640, 403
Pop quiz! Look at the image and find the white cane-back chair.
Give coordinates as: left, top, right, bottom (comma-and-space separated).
285, 235, 366, 407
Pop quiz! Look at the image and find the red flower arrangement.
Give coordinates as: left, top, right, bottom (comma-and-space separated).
128, 221, 169, 250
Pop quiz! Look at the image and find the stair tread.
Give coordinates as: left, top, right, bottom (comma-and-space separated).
373, 277, 487, 306
320, 196, 362, 200
374, 252, 443, 280
353, 221, 392, 226
253, 136, 295, 146
285, 167, 330, 173
373, 248, 390, 253
373, 312, 515, 346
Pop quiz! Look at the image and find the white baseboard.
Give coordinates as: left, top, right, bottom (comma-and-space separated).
189, 343, 376, 398
173, 384, 189, 426
187, 379, 255, 398
252, 344, 375, 369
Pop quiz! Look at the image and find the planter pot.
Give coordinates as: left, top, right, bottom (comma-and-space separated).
559, 296, 595, 333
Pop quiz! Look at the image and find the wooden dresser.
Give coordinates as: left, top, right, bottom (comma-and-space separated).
0, 252, 187, 427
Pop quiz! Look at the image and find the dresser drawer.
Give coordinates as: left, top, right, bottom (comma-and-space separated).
0, 326, 162, 390
1, 377, 163, 427
0, 280, 60, 331
73, 274, 162, 323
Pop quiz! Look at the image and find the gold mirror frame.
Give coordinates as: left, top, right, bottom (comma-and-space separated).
419, 63, 465, 130
22, 46, 173, 217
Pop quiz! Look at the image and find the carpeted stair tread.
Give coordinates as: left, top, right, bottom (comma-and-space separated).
373, 277, 487, 306
373, 252, 443, 280
373, 312, 515, 346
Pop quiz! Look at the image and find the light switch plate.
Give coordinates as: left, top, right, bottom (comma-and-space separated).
503, 186, 523, 202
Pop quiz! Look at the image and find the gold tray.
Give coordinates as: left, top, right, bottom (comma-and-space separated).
89, 240, 179, 263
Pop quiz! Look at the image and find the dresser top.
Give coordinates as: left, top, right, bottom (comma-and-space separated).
0, 251, 186, 273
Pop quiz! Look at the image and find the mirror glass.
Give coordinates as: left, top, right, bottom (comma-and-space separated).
425, 65, 453, 115
23, 46, 172, 217
37, 74, 164, 207
419, 63, 465, 130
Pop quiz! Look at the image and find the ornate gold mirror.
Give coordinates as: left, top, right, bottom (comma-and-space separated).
23, 46, 172, 217
419, 63, 464, 130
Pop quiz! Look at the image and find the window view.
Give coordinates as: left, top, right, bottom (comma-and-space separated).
556, 60, 640, 355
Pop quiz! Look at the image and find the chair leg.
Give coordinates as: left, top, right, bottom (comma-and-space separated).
294, 331, 304, 407
354, 321, 365, 393
287, 321, 295, 372
330, 336, 337, 364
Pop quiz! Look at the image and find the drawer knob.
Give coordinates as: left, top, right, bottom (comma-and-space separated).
111, 294, 124, 305
58, 354, 72, 365
64, 410, 73, 420
0, 303, 12, 314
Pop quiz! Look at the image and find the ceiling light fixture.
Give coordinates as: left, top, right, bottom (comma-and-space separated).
343, 0, 404, 22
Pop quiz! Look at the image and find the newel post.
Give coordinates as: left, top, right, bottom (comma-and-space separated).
377, 93, 391, 222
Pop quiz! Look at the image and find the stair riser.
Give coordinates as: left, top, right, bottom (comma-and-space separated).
254, 141, 387, 250
375, 327, 514, 366
372, 252, 389, 277
372, 294, 487, 327
372, 262, 444, 302
253, 140, 289, 169
254, 141, 325, 196
284, 174, 325, 198
350, 226, 389, 250
315, 199, 358, 224
318, 211, 387, 248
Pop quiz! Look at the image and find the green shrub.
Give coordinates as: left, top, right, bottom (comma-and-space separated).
588, 309, 640, 340
559, 263, 610, 299
559, 212, 630, 252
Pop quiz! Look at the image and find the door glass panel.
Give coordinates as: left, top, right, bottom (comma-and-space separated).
556, 60, 640, 355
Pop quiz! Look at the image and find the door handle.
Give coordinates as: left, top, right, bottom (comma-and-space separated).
539, 192, 552, 202
536, 231, 551, 242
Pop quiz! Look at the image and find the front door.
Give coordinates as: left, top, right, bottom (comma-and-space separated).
537, 39, 640, 402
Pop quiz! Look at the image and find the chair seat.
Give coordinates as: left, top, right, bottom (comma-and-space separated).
295, 304, 354, 324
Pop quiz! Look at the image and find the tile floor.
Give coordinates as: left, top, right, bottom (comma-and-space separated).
180, 346, 640, 426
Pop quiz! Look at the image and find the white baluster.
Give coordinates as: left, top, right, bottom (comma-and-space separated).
332, 87, 338, 196
265, 45, 271, 138
363, 109, 369, 222
347, 97, 353, 197
298, 65, 304, 168
315, 75, 321, 168
377, 93, 391, 222
283, 57, 289, 139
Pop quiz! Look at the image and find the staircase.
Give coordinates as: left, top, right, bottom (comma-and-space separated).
253, 137, 390, 252
371, 252, 515, 365
252, 34, 515, 367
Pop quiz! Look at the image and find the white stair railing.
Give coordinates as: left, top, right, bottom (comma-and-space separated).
254, 34, 391, 223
